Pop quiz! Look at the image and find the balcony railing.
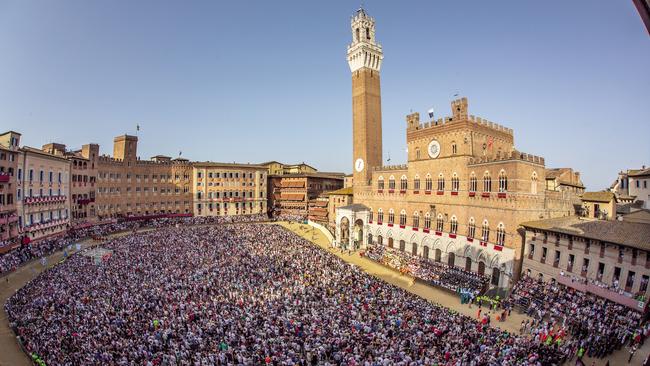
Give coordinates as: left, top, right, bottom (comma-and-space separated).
23, 195, 67, 205
24, 218, 68, 232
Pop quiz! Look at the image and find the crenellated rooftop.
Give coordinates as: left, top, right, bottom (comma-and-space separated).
97, 155, 192, 167
371, 164, 408, 172
468, 149, 545, 166
406, 97, 513, 136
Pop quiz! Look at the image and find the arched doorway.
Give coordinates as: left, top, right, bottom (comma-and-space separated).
388, 237, 394, 248
353, 219, 364, 250
412, 242, 418, 256
423, 246, 429, 260
367, 233, 373, 245
465, 257, 472, 272
378, 235, 383, 246
448, 253, 455, 267
478, 261, 486, 276
491, 267, 501, 286
399, 240, 405, 251
340, 217, 350, 248
435, 249, 442, 262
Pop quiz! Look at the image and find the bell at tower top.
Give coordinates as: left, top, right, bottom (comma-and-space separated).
347, 7, 383, 73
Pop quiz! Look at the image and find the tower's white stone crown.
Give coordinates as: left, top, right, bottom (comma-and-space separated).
347, 8, 383, 72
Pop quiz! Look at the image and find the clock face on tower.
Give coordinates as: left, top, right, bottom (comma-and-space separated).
355, 158, 365, 172
428, 140, 441, 159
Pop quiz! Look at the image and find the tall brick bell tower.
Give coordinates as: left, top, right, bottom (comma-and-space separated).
348, 8, 383, 193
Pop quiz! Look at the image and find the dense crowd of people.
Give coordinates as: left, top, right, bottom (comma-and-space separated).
0, 213, 268, 275
364, 244, 489, 294
7, 224, 567, 365
272, 213, 307, 222
510, 275, 649, 360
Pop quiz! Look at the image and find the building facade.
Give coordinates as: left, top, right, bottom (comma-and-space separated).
95, 135, 194, 218
580, 191, 617, 220
335, 9, 582, 289
16, 147, 71, 241
42, 143, 100, 226
260, 161, 317, 176
0, 131, 21, 249
521, 216, 650, 311
629, 168, 650, 209
611, 167, 650, 208
192, 163, 267, 217
269, 173, 344, 218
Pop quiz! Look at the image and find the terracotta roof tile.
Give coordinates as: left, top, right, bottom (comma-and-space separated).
582, 191, 615, 203
521, 216, 650, 251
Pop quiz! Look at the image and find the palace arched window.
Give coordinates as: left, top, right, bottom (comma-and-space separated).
412, 211, 420, 228
399, 210, 407, 226
378, 176, 384, 190
498, 170, 508, 193
414, 175, 421, 191
451, 141, 457, 155
388, 209, 395, 225
468, 218, 476, 239
496, 223, 506, 246
400, 175, 408, 191
481, 220, 490, 242
451, 173, 460, 192
377, 208, 384, 223
437, 173, 445, 192
368, 208, 373, 222
436, 214, 444, 232
531, 172, 538, 194
483, 171, 492, 192
469, 172, 477, 192
450, 215, 458, 234
415, 148, 421, 160
388, 176, 396, 191
425, 174, 433, 192
424, 213, 431, 230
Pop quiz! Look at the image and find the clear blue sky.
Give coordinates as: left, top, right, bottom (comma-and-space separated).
1, 1, 648, 190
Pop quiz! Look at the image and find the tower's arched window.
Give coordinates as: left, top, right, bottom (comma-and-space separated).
468, 217, 476, 239
452, 141, 457, 155
450, 215, 458, 234
436, 214, 444, 232
437, 173, 445, 192
413, 175, 421, 191
355, 28, 360, 42
415, 148, 421, 160
481, 219, 490, 242
378, 176, 385, 190
425, 174, 433, 192
496, 223, 506, 246
483, 171, 492, 192
452, 173, 460, 192
388, 175, 396, 191
412, 211, 420, 228
531, 172, 538, 194
388, 209, 395, 225
400, 175, 408, 191
399, 210, 407, 226
377, 208, 384, 224
498, 170, 508, 193
366, 27, 370, 40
